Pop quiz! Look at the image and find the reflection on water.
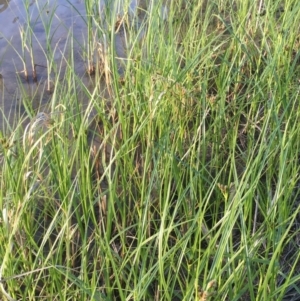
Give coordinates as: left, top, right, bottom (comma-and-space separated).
0, 0, 166, 130
0, 0, 89, 130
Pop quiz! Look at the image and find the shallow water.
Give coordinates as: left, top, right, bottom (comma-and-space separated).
0, 0, 142, 130
0, 0, 90, 129
0, 0, 168, 131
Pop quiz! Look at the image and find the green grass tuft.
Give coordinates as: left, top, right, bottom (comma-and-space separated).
0, 0, 300, 300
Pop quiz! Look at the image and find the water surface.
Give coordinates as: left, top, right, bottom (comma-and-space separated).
0, 0, 90, 129
0, 0, 165, 130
